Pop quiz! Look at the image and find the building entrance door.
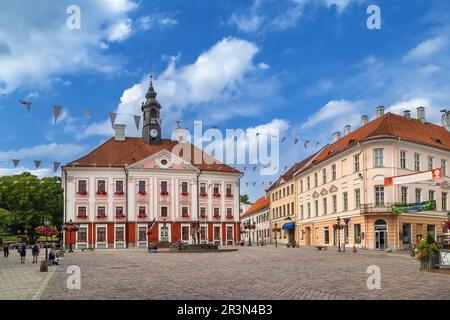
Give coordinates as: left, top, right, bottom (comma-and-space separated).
160, 226, 169, 242
305, 227, 311, 246
374, 219, 388, 250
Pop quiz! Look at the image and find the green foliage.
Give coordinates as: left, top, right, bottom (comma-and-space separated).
416, 233, 442, 262
240, 194, 251, 204
0, 172, 63, 243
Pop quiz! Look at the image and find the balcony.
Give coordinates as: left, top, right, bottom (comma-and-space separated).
360, 203, 393, 214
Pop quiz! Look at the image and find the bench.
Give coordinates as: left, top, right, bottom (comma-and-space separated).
315, 245, 327, 251
81, 248, 94, 252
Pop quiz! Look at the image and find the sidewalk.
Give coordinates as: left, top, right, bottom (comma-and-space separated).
0, 250, 57, 300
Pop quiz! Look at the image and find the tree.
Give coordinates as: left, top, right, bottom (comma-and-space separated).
0, 208, 12, 239
240, 194, 251, 204
0, 172, 63, 243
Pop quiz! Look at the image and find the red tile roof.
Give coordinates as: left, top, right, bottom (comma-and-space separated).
305, 112, 450, 171
241, 196, 270, 218
64, 137, 240, 174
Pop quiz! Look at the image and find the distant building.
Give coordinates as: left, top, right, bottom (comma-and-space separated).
241, 196, 270, 245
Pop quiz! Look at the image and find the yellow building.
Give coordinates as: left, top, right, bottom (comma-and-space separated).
270, 107, 450, 250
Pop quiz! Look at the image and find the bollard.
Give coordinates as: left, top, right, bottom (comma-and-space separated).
40, 260, 48, 272
352, 246, 357, 253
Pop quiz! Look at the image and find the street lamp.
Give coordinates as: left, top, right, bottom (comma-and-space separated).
274, 222, 278, 248
62, 219, 79, 252
245, 221, 256, 246
336, 216, 341, 252
343, 218, 350, 253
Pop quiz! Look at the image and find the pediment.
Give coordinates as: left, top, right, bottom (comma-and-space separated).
440, 181, 450, 190
329, 185, 338, 193
127, 149, 199, 172
312, 191, 320, 199
320, 188, 328, 196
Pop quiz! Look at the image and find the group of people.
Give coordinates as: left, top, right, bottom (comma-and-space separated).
2, 241, 59, 265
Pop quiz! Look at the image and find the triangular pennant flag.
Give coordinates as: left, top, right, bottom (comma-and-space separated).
246, 183, 249, 186
269, 181, 272, 185
109, 112, 117, 127
304, 140, 310, 149
253, 182, 256, 187
294, 139, 299, 144
253, 166, 257, 172
134, 115, 141, 130
284, 166, 288, 171
282, 137, 286, 143
53, 162, 61, 173
53, 105, 62, 124
12, 159, 20, 167
19, 100, 32, 111
243, 166, 247, 171
82, 108, 92, 119
316, 142, 320, 149
34, 160, 42, 169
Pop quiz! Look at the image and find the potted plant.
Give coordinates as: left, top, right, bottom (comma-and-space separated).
416, 233, 442, 269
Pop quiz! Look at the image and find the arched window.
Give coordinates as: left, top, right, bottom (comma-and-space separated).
374, 219, 387, 231
151, 108, 157, 118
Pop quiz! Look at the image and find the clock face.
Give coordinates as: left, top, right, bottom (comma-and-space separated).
150, 129, 158, 138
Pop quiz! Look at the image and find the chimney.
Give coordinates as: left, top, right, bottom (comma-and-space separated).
403, 110, 411, 119
417, 107, 426, 123
113, 124, 126, 141
376, 106, 385, 118
442, 111, 450, 132
343, 125, 351, 135
332, 131, 341, 142
361, 115, 369, 126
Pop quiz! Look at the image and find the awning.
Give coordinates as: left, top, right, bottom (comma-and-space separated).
282, 222, 295, 230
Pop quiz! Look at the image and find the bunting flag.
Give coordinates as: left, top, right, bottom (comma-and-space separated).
134, 115, 141, 130
282, 137, 286, 143
82, 108, 92, 119
294, 139, 299, 144
53, 162, 61, 173
176, 120, 181, 128
252, 182, 256, 187
34, 160, 41, 169
256, 132, 260, 137
304, 140, 310, 149
53, 105, 62, 124
262, 182, 265, 185
246, 183, 249, 186
12, 159, 20, 167
243, 166, 247, 171
109, 112, 117, 127
269, 181, 272, 185
316, 142, 320, 149
284, 166, 288, 171
19, 100, 32, 111
253, 166, 257, 172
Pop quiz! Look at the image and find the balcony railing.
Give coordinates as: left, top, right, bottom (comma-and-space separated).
360, 203, 393, 214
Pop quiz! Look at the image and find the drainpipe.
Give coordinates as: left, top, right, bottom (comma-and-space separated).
196, 170, 201, 243
124, 167, 129, 249
238, 172, 244, 244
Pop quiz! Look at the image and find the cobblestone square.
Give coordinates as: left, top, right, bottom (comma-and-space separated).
34, 247, 450, 300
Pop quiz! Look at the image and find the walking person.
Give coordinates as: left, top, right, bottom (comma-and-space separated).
19, 243, 26, 264
31, 241, 40, 264
3, 243, 9, 258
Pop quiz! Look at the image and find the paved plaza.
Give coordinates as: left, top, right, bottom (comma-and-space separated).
34, 246, 450, 300
0, 251, 56, 300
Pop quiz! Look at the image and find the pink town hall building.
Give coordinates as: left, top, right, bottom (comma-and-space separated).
61, 78, 241, 249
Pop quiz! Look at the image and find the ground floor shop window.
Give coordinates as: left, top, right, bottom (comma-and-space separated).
324, 227, 329, 244
344, 225, 349, 244
354, 224, 361, 244
97, 227, 106, 242
78, 227, 87, 242
138, 227, 147, 241
403, 223, 411, 244
115, 227, 124, 242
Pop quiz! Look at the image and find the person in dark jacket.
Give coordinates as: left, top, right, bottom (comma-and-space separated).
31, 242, 40, 264
19, 243, 26, 263
3, 243, 9, 258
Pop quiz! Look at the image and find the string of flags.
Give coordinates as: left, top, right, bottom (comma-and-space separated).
9, 159, 61, 173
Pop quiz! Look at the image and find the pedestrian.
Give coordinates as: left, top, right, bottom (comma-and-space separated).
3, 243, 9, 258
31, 241, 40, 264
19, 243, 26, 264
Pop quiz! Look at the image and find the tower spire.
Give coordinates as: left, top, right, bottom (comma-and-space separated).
141, 69, 162, 145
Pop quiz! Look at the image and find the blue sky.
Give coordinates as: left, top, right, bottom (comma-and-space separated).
1, 0, 450, 201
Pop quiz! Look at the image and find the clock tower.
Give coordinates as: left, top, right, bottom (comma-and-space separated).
142, 74, 162, 145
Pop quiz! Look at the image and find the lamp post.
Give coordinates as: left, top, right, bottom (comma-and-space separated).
274, 222, 278, 248
63, 219, 79, 252
44, 218, 49, 260
336, 216, 341, 252
343, 218, 350, 253
245, 221, 256, 246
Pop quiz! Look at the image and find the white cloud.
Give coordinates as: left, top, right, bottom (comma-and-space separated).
79, 37, 276, 139
0, 167, 54, 178
258, 62, 270, 70
228, 0, 360, 33
403, 36, 447, 62
0, 0, 138, 94
107, 18, 133, 42
138, 15, 178, 31
301, 100, 363, 130
0, 143, 88, 162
